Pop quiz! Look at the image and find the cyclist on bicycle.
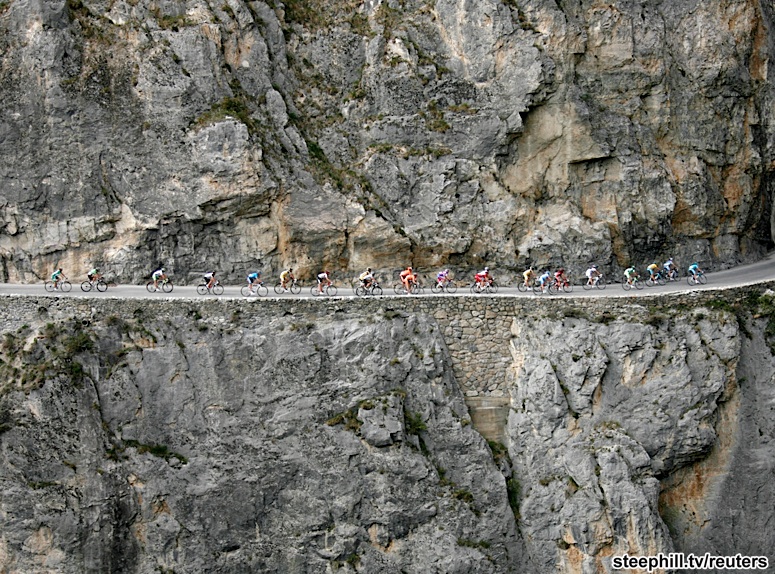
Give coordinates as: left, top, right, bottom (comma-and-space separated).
151, 267, 166, 291
554, 268, 568, 288
246, 271, 261, 295
87, 267, 101, 284
51, 268, 66, 290
279, 268, 295, 290
523, 267, 535, 288
436, 269, 450, 287
646, 262, 659, 281
400, 266, 416, 294
317, 270, 332, 294
585, 265, 600, 286
663, 258, 677, 279
538, 269, 551, 293
474, 267, 491, 289
358, 268, 374, 289
624, 265, 638, 285
688, 262, 703, 279
203, 271, 217, 290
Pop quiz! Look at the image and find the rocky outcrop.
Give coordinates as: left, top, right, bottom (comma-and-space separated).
1, 0, 774, 284
0, 288, 774, 572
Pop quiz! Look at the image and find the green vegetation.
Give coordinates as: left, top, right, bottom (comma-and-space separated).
457, 538, 491, 549
506, 477, 521, 519
195, 96, 257, 133
404, 411, 427, 435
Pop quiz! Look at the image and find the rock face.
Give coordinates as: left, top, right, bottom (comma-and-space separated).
0, 297, 524, 573
1, 0, 774, 284
0, 289, 775, 573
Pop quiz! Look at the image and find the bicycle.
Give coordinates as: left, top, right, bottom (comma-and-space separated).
645, 271, 667, 287
45, 279, 72, 292
241, 282, 268, 297
355, 280, 383, 297
431, 278, 458, 294
621, 275, 644, 290
274, 280, 301, 295
470, 279, 498, 294
146, 278, 173, 293
81, 278, 109, 292
582, 274, 606, 290
311, 283, 338, 297
197, 280, 224, 295
664, 268, 679, 282
550, 277, 573, 294
394, 278, 420, 295
686, 270, 707, 286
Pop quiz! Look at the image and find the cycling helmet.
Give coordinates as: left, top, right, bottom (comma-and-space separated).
484, 267, 489, 272
367, 267, 372, 272
692, 262, 698, 266
445, 269, 449, 274
592, 264, 598, 269
289, 268, 293, 272
408, 266, 412, 271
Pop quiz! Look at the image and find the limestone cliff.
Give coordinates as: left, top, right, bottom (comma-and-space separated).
0, 289, 774, 572
0, 0, 774, 284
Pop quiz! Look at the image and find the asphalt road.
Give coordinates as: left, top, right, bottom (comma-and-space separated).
2, 254, 773, 301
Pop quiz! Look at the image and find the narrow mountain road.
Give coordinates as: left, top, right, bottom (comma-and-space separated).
0, 254, 772, 301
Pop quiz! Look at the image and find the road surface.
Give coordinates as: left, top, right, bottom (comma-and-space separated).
1, 255, 773, 301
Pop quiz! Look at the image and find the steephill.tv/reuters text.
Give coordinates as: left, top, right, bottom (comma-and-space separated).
612, 552, 769, 572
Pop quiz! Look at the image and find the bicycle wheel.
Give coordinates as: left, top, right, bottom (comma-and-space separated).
80, 281, 92, 292
622, 280, 631, 291
548, 282, 559, 295
355, 285, 367, 297
532, 283, 542, 294
393, 283, 404, 295
213, 283, 224, 295
241, 285, 252, 297
657, 275, 666, 286
162, 281, 173, 293
256, 284, 268, 297
489, 281, 499, 294
431, 282, 443, 294
326, 285, 338, 296
372, 285, 383, 296
96, 280, 108, 292
197, 284, 209, 295
634, 279, 644, 290
645, 278, 656, 287
311, 285, 320, 296
290, 282, 301, 294
562, 283, 573, 293
60, 281, 72, 292
45, 281, 55, 292
445, 282, 457, 294
274, 283, 284, 294
518, 282, 529, 292
698, 274, 707, 285
597, 277, 606, 290
146, 281, 155, 292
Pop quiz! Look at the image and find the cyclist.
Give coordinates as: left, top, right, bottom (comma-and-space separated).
624, 265, 638, 285
663, 258, 677, 280
436, 268, 450, 288
246, 271, 261, 295
474, 267, 491, 289
646, 262, 659, 282
317, 270, 332, 294
51, 267, 66, 290
203, 271, 217, 290
151, 267, 166, 291
688, 262, 704, 279
554, 267, 569, 289
585, 265, 600, 286
400, 266, 416, 294
279, 268, 295, 291
358, 267, 374, 289
523, 267, 535, 289
538, 269, 551, 293
87, 267, 102, 284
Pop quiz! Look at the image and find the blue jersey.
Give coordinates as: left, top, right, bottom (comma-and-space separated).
247, 272, 259, 280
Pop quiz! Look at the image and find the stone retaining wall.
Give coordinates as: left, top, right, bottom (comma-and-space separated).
0, 285, 768, 397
